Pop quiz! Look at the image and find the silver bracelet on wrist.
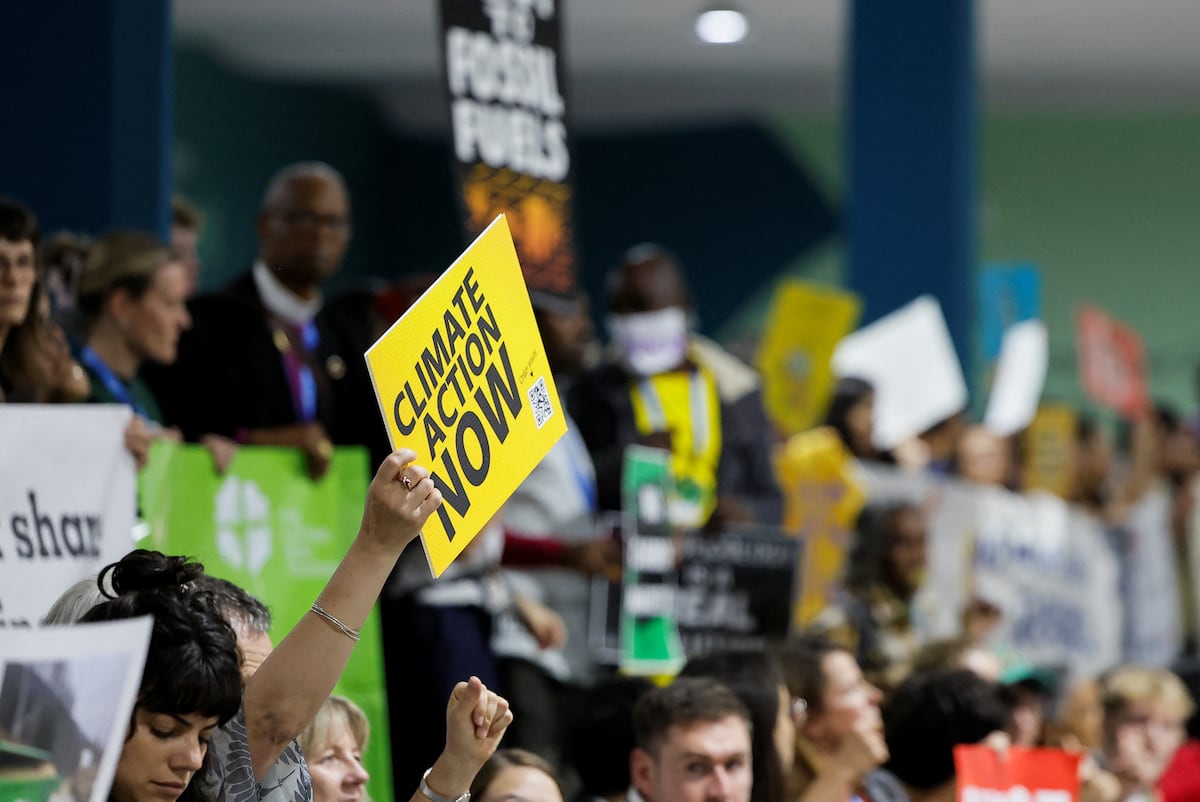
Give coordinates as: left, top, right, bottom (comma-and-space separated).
310, 602, 361, 642
421, 768, 471, 802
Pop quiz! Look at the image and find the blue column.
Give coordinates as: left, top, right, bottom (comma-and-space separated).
2, 0, 172, 239
846, 0, 977, 381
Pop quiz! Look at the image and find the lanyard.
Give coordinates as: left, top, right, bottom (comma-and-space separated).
79, 346, 148, 418
274, 320, 321, 422
635, 371, 712, 456
564, 423, 598, 514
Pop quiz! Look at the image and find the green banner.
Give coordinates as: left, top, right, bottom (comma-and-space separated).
138, 443, 392, 802
619, 446, 685, 676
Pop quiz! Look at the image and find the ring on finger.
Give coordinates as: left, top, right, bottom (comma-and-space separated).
401, 474, 413, 490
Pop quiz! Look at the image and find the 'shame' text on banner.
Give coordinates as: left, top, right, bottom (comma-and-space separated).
0, 405, 135, 628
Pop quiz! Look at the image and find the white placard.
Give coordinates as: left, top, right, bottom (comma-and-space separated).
832, 295, 968, 450
0, 405, 136, 626
0, 617, 153, 802
984, 320, 1048, 437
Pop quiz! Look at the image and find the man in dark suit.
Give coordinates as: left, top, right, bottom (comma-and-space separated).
146, 162, 386, 477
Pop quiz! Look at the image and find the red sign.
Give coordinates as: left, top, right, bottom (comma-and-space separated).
1075, 305, 1149, 419
955, 745, 1080, 802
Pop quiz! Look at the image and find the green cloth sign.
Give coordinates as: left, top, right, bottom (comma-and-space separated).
138, 443, 393, 802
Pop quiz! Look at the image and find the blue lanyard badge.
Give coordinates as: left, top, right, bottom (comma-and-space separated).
80, 346, 148, 418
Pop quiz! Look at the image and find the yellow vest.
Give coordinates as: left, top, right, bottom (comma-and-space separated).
629, 367, 722, 527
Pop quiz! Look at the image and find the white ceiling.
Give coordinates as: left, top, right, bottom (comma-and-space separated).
175, 0, 1200, 134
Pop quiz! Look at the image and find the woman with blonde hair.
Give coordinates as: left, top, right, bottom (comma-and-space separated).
77, 230, 240, 470
77, 231, 190, 422
299, 697, 371, 802
1095, 666, 1193, 802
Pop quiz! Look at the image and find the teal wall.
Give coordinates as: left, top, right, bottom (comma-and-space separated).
176, 41, 1200, 417
173, 45, 463, 295
980, 113, 1200, 414
765, 111, 1200, 416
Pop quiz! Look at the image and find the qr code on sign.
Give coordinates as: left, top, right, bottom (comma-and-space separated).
528, 376, 554, 429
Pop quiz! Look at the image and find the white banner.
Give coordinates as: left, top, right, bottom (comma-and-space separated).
1119, 484, 1183, 667
1, 617, 152, 802
859, 465, 1122, 682
970, 487, 1121, 680
0, 405, 136, 627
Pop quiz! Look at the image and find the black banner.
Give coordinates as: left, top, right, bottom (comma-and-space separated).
676, 528, 801, 656
438, 0, 577, 294
590, 525, 802, 666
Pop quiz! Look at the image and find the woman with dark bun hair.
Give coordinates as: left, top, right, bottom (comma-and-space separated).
80, 551, 244, 802
60, 448, 514, 802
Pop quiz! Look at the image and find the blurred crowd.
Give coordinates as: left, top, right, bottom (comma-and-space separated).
4, 159, 1200, 802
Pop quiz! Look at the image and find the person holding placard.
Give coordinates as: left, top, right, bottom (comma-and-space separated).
570, 245, 781, 530
49, 447, 517, 802
807, 503, 928, 693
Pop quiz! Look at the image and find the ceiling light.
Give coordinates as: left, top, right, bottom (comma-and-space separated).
695, 9, 748, 45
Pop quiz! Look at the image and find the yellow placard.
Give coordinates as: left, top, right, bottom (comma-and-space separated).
1021, 403, 1078, 499
756, 281, 861, 437
364, 215, 567, 577
774, 427, 866, 627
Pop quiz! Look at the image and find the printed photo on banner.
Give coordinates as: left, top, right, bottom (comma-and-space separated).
364, 215, 567, 577
439, 0, 577, 294
0, 618, 152, 802
0, 406, 136, 627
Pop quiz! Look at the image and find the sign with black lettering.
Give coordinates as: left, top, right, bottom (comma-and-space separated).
676, 528, 800, 656
365, 215, 566, 577
0, 406, 136, 627
438, 0, 577, 294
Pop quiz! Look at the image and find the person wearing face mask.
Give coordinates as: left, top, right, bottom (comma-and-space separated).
569, 245, 781, 530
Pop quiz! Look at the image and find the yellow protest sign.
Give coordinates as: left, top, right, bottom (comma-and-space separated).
775, 426, 866, 627
756, 281, 861, 437
364, 215, 567, 576
1021, 403, 1078, 499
